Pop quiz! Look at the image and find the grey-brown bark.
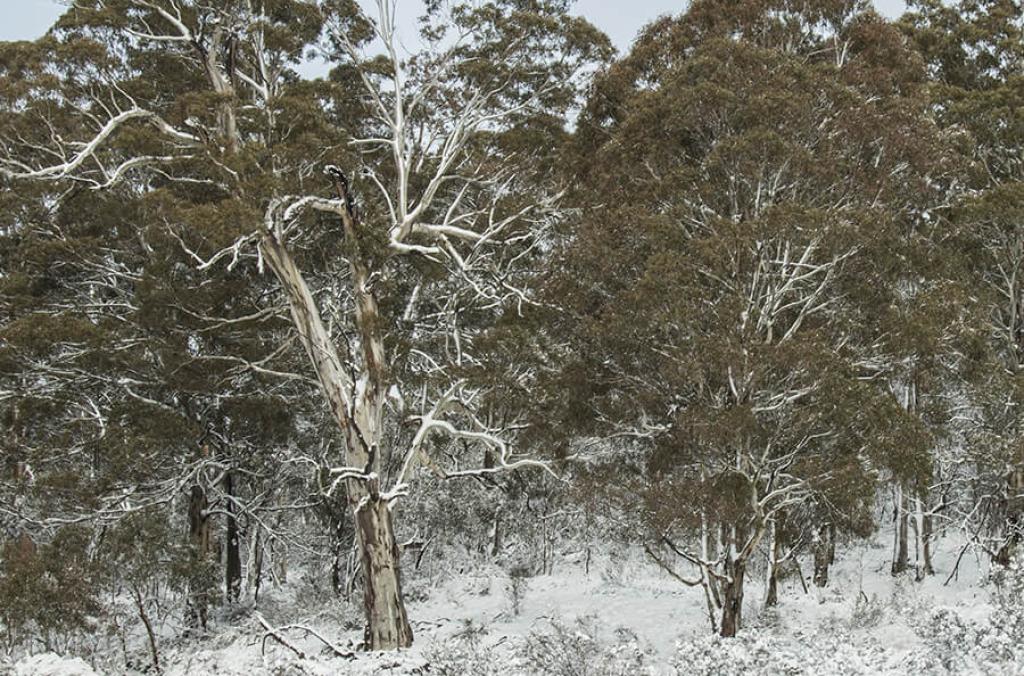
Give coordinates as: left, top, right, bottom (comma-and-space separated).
186, 483, 212, 631
813, 522, 835, 588
719, 560, 746, 638
995, 468, 1024, 565
915, 493, 935, 579
224, 470, 242, 602
764, 517, 781, 607
892, 486, 910, 575
355, 477, 413, 650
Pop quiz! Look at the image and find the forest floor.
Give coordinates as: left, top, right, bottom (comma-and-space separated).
13, 529, 1012, 675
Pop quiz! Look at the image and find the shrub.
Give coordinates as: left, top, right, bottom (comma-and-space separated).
671, 630, 888, 675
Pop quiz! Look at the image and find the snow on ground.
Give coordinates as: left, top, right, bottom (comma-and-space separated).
11, 528, 1010, 675
11, 653, 99, 676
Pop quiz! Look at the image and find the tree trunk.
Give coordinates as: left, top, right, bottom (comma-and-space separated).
131, 586, 159, 671
914, 493, 935, 578
186, 484, 212, 631
719, 559, 746, 637
321, 492, 351, 597
764, 518, 780, 607
250, 526, 264, 604
922, 508, 935, 576
224, 470, 242, 603
892, 485, 909, 575
490, 509, 503, 558
355, 485, 413, 650
331, 538, 347, 597
995, 467, 1024, 565
260, 169, 414, 650
813, 523, 833, 588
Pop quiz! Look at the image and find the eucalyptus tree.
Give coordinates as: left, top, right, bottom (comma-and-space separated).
902, 0, 1024, 566
547, 0, 953, 635
1, 0, 608, 649
0, 18, 321, 639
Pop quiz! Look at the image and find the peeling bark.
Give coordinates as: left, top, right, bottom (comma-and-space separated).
355, 482, 413, 650
259, 170, 414, 649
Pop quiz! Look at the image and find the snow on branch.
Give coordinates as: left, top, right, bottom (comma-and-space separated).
326, 0, 567, 263
1, 107, 197, 187
391, 385, 559, 497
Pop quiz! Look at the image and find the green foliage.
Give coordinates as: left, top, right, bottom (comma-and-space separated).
543, 0, 972, 555
0, 529, 101, 652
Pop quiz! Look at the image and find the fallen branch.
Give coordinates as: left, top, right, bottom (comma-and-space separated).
255, 613, 308, 660
255, 612, 354, 660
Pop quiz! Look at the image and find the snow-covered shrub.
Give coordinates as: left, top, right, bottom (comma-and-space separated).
981, 557, 1024, 660
425, 621, 513, 676
887, 573, 931, 620
902, 559, 1024, 674
671, 630, 888, 675
519, 616, 651, 676
12, 652, 99, 676
848, 592, 886, 629
429, 616, 651, 676
960, 558, 1024, 672
901, 607, 977, 673
0, 528, 103, 656
597, 544, 634, 588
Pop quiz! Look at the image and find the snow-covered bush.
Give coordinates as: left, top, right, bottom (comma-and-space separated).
505, 565, 530, 617
902, 558, 1024, 674
425, 621, 514, 676
13, 652, 99, 676
980, 557, 1024, 661
848, 593, 886, 630
671, 630, 889, 675
0, 530, 103, 656
426, 616, 651, 676
519, 616, 651, 676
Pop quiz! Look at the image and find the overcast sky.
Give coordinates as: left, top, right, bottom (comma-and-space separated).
2, 0, 910, 55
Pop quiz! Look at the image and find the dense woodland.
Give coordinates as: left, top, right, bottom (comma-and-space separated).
1, 0, 1024, 673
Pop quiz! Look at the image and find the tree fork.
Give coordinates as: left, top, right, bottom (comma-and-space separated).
259, 167, 414, 649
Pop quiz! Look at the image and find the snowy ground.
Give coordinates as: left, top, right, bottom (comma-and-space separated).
13, 529, 1016, 675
